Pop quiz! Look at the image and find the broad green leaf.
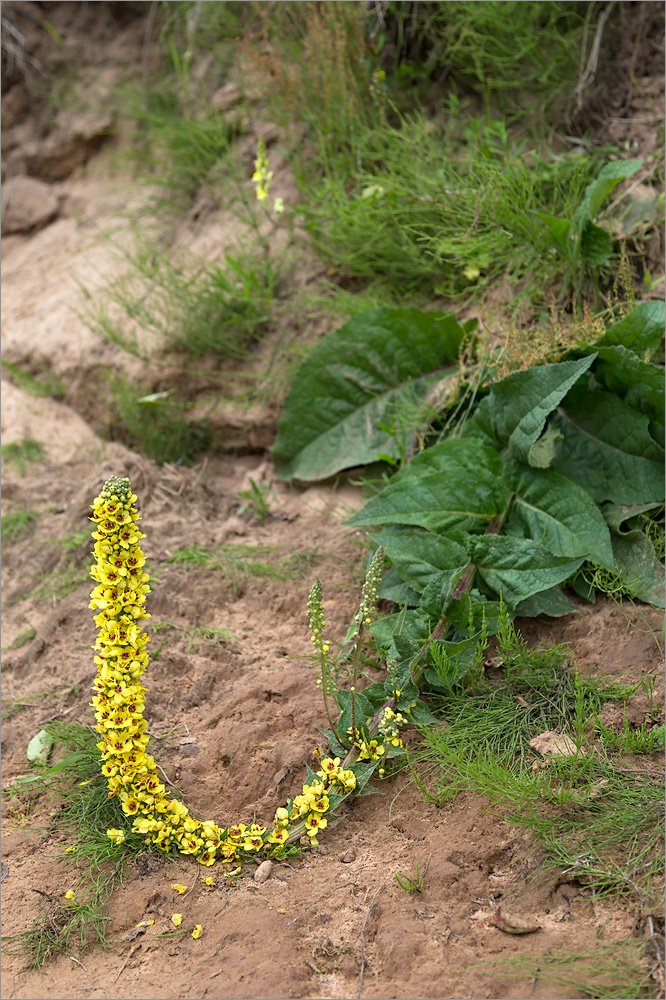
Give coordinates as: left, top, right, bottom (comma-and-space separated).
317, 727, 348, 758
397, 438, 504, 480
528, 426, 564, 469
580, 220, 612, 267
335, 689, 375, 744
534, 212, 574, 260
612, 532, 665, 608
27, 729, 54, 764
406, 699, 441, 726
469, 535, 584, 609
273, 307, 469, 480
594, 345, 665, 417
372, 527, 468, 593
347, 463, 509, 532
504, 461, 614, 569
460, 396, 499, 448
483, 356, 596, 465
597, 301, 665, 357
377, 566, 420, 606
369, 610, 430, 653
445, 595, 504, 637
424, 634, 481, 691
551, 385, 665, 505
601, 501, 664, 532
514, 587, 579, 618
575, 159, 643, 227
421, 568, 467, 619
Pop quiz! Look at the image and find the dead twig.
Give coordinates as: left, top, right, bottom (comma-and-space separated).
573, 1, 617, 115
357, 883, 385, 999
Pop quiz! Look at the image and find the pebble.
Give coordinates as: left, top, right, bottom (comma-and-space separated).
339, 848, 356, 863
254, 860, 273, 884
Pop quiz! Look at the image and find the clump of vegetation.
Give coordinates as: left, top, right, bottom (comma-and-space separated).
2, 438, 46, 476
1, 360, 66, 400
2, 507, 40, 544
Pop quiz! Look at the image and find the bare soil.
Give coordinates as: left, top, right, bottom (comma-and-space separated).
1, 5, 664, 999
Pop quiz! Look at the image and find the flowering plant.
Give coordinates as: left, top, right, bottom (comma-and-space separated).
90, 476, 399, 868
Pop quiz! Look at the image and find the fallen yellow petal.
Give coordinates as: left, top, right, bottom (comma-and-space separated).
171, 913, 182, 927
191, 924, 203, 939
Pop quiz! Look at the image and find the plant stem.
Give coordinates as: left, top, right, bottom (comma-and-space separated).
320, 648, 337, 736
349, 620, 365, 747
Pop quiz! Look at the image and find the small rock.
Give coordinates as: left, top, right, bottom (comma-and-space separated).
254, 860, 273, 884
123, 925, 146, 942
212, 82, 243, 112
339, 848, 356, 864
219, 515, 248, 538
1, 176, 59, 235
6, 112, 114, 182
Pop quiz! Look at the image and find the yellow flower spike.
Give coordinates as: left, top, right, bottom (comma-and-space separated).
191, 924, 203, 939
171, 913, 183, 927
64, 890, 74, 900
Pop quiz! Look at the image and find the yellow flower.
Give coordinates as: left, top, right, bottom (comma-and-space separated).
106, 828, 126, 844
191, 924, 203, 939
170, 883, 187, 895
64, 890, 74, 900
65, 846, 76, 853
273, 197, 285, 215
171, 913, 182, 927
201, 876, 215, 889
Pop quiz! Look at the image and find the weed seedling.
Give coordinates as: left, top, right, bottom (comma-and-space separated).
395, 859, 426, 893
237, 477, 276, 520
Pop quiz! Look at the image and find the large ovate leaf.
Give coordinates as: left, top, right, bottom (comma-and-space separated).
377, 565, 420, 606
423, 634, 481, 691
601, 501, 664, 532
597, 301, 665, 357
594, 345, 665, 417
551, 384, 665, 505
504, 460, 614, 569
611, 531, 665, 608
346, 464, 510, 532
580, 220, 612, 267
514, 587, 579, 618
397, 438, 505, 480
478, 356, 595, 464
273, 307, 470, 481
535, 212, 574, 260
372, 527, 468, 593
575, 159, 643, 226
469, 535, 584, 609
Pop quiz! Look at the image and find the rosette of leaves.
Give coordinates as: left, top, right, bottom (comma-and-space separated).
275, 301, 664, 695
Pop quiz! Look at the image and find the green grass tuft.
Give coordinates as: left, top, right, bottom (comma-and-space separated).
1, 360, 66, 400
106, 375, 213, 466
2, 508, 40, 544
2, 439, 47, 476
2, 722, 153, 969
410, 618, 665, 901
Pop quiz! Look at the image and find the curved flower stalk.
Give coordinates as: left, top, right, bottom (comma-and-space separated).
89, 476, 372, 867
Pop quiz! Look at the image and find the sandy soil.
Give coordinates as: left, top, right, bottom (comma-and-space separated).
1, 5, 664, 999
